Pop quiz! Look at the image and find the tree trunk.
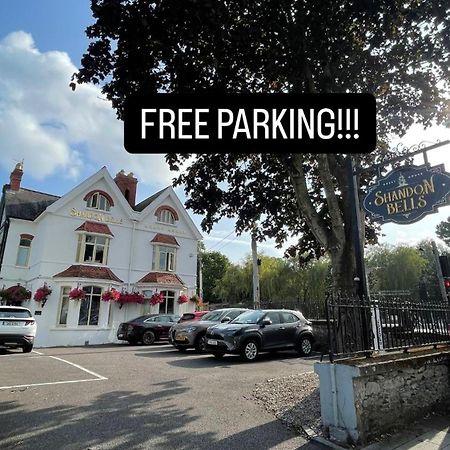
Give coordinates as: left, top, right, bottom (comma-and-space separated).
329, 238, 356, 296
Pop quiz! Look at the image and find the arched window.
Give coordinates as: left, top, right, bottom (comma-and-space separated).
155, 205, 178, 224
85, 191, 112, 211
78, 285, 102, 326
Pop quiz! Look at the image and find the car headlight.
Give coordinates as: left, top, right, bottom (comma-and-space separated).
185, 326, 197, 333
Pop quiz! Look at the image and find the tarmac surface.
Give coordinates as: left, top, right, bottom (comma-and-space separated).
0, 343, 324, 450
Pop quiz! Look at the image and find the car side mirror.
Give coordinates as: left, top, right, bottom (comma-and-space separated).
260, 318, 272, 327
221, 316, 231, 323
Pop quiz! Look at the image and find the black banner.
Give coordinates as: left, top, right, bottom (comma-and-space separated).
124, 93, 376, 154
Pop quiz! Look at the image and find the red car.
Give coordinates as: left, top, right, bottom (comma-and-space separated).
178, 311, 209, 323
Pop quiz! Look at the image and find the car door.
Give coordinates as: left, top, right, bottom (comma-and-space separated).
260, 311, 284, 350
280, 311, 301, 348
157, 315, 174, 338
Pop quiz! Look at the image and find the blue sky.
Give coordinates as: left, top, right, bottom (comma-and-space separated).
0, 0, 449, 263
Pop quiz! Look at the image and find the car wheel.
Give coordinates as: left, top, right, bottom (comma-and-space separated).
194, 334, 207, 353
22, 343, 33, 353
298, 336, 313, 356
142, 330, 156, 345
240, 340, 259, 362
212, 352, 225, 359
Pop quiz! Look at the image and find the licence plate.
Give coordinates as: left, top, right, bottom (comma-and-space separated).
2, 321, 20, 326
175, 335, 187, 342
207, 339, 218, 345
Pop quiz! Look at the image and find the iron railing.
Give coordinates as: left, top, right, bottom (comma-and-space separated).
327, 294, 450, 357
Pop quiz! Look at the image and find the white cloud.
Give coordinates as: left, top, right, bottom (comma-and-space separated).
0, 31, 171, 184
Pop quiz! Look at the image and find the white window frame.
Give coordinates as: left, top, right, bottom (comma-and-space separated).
87, 192, 111, 212
152, 245, 177, 272
57, 286, 71, 327
157, 209, 175, 225
160, 290, 176, 314
16, 237, 32, 267
78, 285, 102, 326
76, 233, 110, 265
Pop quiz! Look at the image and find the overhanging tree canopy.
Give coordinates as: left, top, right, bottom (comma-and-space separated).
75, 0, 449, 293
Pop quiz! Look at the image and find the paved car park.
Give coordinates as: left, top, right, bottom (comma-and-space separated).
0, 344, 322, 450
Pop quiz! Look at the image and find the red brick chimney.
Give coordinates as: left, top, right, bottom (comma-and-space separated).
114, 170, 138, 207
10, 162, 23, 191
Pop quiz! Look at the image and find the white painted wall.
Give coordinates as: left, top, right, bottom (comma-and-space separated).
0, 173, 200, 347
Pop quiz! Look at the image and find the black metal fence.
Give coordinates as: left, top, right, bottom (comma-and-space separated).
327, 294, 450, 356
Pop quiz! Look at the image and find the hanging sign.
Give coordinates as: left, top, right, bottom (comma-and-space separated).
363, 164, 450, 224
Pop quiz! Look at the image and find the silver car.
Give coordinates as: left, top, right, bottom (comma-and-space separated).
169, 308, 248, 352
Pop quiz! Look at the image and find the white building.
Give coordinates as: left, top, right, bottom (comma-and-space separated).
0, 164, 201, 347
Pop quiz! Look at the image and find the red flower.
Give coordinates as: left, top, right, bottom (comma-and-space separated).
149, 292, 165, 305
33, 286, 52, 302
177, 294, 189, 304
69, 288, 85, 300
101, 289, 120, 302
119, 292, 145, 304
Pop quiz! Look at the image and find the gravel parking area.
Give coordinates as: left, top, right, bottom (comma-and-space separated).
253, 372, 321, 437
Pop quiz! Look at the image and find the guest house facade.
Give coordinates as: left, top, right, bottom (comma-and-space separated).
0, 164, 201, 347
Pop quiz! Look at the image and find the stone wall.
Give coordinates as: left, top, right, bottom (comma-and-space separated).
315, 347, 450, 446
352, 351, 450, 442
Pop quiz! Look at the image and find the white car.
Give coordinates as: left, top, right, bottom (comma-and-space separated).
0, 306, 37, 352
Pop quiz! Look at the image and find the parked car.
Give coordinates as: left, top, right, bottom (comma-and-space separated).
117, 314, 180, 345
0, 306, 37, 353
205, 309, 314, 362
178, 311, 209, 323
169, 308, 248, 352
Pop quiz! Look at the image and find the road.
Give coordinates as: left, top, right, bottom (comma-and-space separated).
0, 344, 323, 450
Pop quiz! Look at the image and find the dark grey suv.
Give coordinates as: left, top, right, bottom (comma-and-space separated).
169, 308, 248, 352
205, 309, 314, 362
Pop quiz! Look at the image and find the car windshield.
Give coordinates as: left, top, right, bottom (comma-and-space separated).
201, 310, 226, 321
0, 308, 31, 318
231, 310, 265, 324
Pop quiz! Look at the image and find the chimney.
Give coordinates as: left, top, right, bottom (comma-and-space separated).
114, 170, 138, 207
10, 162, 23, 191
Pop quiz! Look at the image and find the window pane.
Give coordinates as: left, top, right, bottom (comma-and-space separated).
93, 286, 102, 295
99, 196, 106, 210
16, 247, 30, 266
84, 244, 94, 262
266, 312, 281, 324
96, 236, 106, 245
89, 297, 100, 326
85, 235, 94, 243
159, 252, 166, 270
94, 247, 104, 263
78, 299, 89, 325
91, 194, 98, 208
59, 298, 69, 325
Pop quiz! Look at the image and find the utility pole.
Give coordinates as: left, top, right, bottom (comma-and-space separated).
251, 231, 261, 309
198, 252, 203, 300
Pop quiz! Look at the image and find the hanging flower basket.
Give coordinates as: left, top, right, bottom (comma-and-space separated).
101, 288, 120, 302
149, 292, 165, 305
177, 294, 189, 304
119, 292, 145, 305
33, 285, 52, 306
0, 285, 32, 305
69, 288, 86, 300
190, 294, 200, 305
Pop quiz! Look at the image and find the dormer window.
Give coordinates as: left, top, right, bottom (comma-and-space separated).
155, 205, 178, 225
84, 190, 114, 212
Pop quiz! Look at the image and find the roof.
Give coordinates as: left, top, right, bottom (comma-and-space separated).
3, 187, 60, 221
133, 187, 168, 212
150, 233, 179, 246
137, 272, 185, 286
75, 221, 114, 236
53, 265, 123, 282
